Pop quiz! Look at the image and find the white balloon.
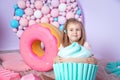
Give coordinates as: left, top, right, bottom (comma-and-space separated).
16, 30, 23, 38
59, 3, 66, 12
34, 10, 42, 18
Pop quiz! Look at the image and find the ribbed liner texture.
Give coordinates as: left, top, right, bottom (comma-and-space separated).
53, 63, 98, 80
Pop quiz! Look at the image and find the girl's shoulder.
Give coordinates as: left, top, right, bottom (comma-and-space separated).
58, 44, 64, 50
58, 42, 92, 50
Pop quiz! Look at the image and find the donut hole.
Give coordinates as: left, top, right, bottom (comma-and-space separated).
32, 40, 45, 57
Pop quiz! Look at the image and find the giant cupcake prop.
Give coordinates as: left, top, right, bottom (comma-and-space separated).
53, 42, 98, 80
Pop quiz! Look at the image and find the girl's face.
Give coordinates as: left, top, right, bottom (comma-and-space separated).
67, 23, 81, 43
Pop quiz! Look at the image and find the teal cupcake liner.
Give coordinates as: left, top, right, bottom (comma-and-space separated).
53, 63, 98, 80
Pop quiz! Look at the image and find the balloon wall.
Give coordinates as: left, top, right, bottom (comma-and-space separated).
10, 0, 84, 38
0, 0, 120, 61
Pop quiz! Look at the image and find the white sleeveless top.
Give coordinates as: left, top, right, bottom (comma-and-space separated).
59, 42, 92, 51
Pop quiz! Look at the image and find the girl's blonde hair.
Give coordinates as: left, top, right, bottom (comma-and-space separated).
61, 18, 86, 47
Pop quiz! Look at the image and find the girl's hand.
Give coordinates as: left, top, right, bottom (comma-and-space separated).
54, 56, 97, 64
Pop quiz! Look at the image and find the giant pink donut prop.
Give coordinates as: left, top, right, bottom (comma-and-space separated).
20, 23, 58, 71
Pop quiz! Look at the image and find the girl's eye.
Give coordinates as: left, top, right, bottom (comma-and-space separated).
69, 29, 73, 31
76, 29, 80, 31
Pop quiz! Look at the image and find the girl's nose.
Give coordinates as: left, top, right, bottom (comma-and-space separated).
73, 30, 77, 34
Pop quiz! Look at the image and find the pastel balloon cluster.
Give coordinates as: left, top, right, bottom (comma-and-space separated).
10, 0, 84, 38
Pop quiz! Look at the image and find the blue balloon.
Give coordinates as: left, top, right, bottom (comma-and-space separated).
76, 9, 82, 15
53, 17, 58, 22
59, 24, 64, 31
15, 8, 24, 17
14, 4, 19, 10
10, 19, 19, 28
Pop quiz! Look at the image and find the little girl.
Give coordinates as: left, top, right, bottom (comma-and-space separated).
53, 18, 98, 80
55, 18, 97, 64
61, 18, 89, 49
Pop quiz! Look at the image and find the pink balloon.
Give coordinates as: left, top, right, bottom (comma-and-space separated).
26, 16, 30, 20
34, 1, 43, 9
30, 16, 35, 20
36, 19, 40, 23
30, 4, 34, 8
51, 9, 59, 17
25, 8, 33, 16
30, 0, 35, 3
51, 22, 59, 28
17, 0, 26, 9
60, 0, 66, 3
41, 17, 49, 23
51, 0, 59, 8
41, 6, 50, 15
22, 14, 26, 18
19, 26, 23, 30
23, 26, 27, 30
75, 14, 79, 19
16, 30, 23, 38
26, 3, 30, 7
19, 18, 28, 26
58, 16, 66, 24
16, 16, 21, 20
29, 20, 36, 26
50, 17, 53, 22
66, 12, 75, 19
71, 0, 75, 2
47, 14, 51, 18
72, 2, 77, 8
67, 5, 71, 11
12, 28, 17, 33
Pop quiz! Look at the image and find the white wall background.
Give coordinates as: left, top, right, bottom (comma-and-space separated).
80, 0, 120, 61
0, 0, 120, 61
0, 0, 19, 50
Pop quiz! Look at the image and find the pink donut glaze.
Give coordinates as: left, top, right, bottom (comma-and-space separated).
20, 23, 58, 71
